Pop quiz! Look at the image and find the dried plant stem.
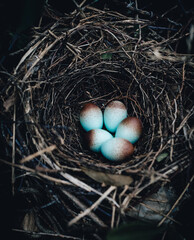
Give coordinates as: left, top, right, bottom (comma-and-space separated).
22, 35, 65, 82
111, 188, 117, 229
20, 145, 57, 163
0, 159, 72, 186
12, 228, 82, 239
68, 186, 116, 226
62, 189, 107, 227
140, 202, 181, 225
12, 87, 16, 195
158, 174, 194, 227
14, 37, 47, 74
170, 100, 178, 162
121, 173, 169, 211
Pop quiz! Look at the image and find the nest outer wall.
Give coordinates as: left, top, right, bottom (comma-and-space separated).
1, 5, 194, 237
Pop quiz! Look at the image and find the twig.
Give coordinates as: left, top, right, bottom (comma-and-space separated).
62, 189, 107, 227
12, 228, 81, 239
127, 4, 182, 27
140, 202, 181, 225
12, 87, 16, 195
158, 174, 194, 226
14, 37, 47, 74
121, 172, 169, 211
174, 62, 185, 103
20, 145, 57, 164
111, 188, 117, 229
0, 159, 72, 186
170, 99, 178, 161
68, 186, 116, 226
175, 106, 194, 135
72, 0, 86, 18
22, 35, 65, 82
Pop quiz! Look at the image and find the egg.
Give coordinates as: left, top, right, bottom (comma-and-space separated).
101, 138, 134, 161
85, 129, 113, 152
115, 117, 142, 144
104, 100, 127, 133
80, 103, 103, 131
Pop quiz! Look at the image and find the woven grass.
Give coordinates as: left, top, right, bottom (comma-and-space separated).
1, 4, 194, 239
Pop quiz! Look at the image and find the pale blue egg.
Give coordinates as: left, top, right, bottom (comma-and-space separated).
101, 138, 134, 161
104, 101, 127, 133
80, 103, 103, 131
85, 129, 113, 152
115, 117, 142, 144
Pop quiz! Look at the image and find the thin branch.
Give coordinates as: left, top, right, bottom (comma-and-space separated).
158, 174, 194, 226
12, 87, 16, 195
20, 145, 57, 163
62, 189, 107, 227
68, 186, 116, 226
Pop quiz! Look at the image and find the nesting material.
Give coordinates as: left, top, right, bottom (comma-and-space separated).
1, 4, 194, 238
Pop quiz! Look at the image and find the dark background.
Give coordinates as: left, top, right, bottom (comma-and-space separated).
0, 0, 193, 239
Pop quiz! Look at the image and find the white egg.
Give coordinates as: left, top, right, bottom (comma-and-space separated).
104, 100, 127, 133
115, 117, 142, 144
85, 129, 113, 152
80, 103, 103, 131
101, 138, 134, 161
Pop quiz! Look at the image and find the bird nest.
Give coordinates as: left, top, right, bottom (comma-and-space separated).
1, 5, 194, 239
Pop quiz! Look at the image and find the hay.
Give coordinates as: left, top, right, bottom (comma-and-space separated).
1, 4, 194, 238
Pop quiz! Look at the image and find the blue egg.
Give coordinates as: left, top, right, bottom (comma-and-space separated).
115, 117, 142, 144
85, 129, 113, 152
101, 138, 134, 161
80, 103, 103, 131
104, 101, 127, 133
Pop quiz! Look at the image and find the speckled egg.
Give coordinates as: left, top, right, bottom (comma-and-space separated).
101, 138, 134, 161
85, 129, 113, 152
80, 103, 103, 131
104, 100, 127, 133
115, 117, 142, 144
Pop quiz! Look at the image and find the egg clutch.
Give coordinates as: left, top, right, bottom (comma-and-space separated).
80, 101, 142, 161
